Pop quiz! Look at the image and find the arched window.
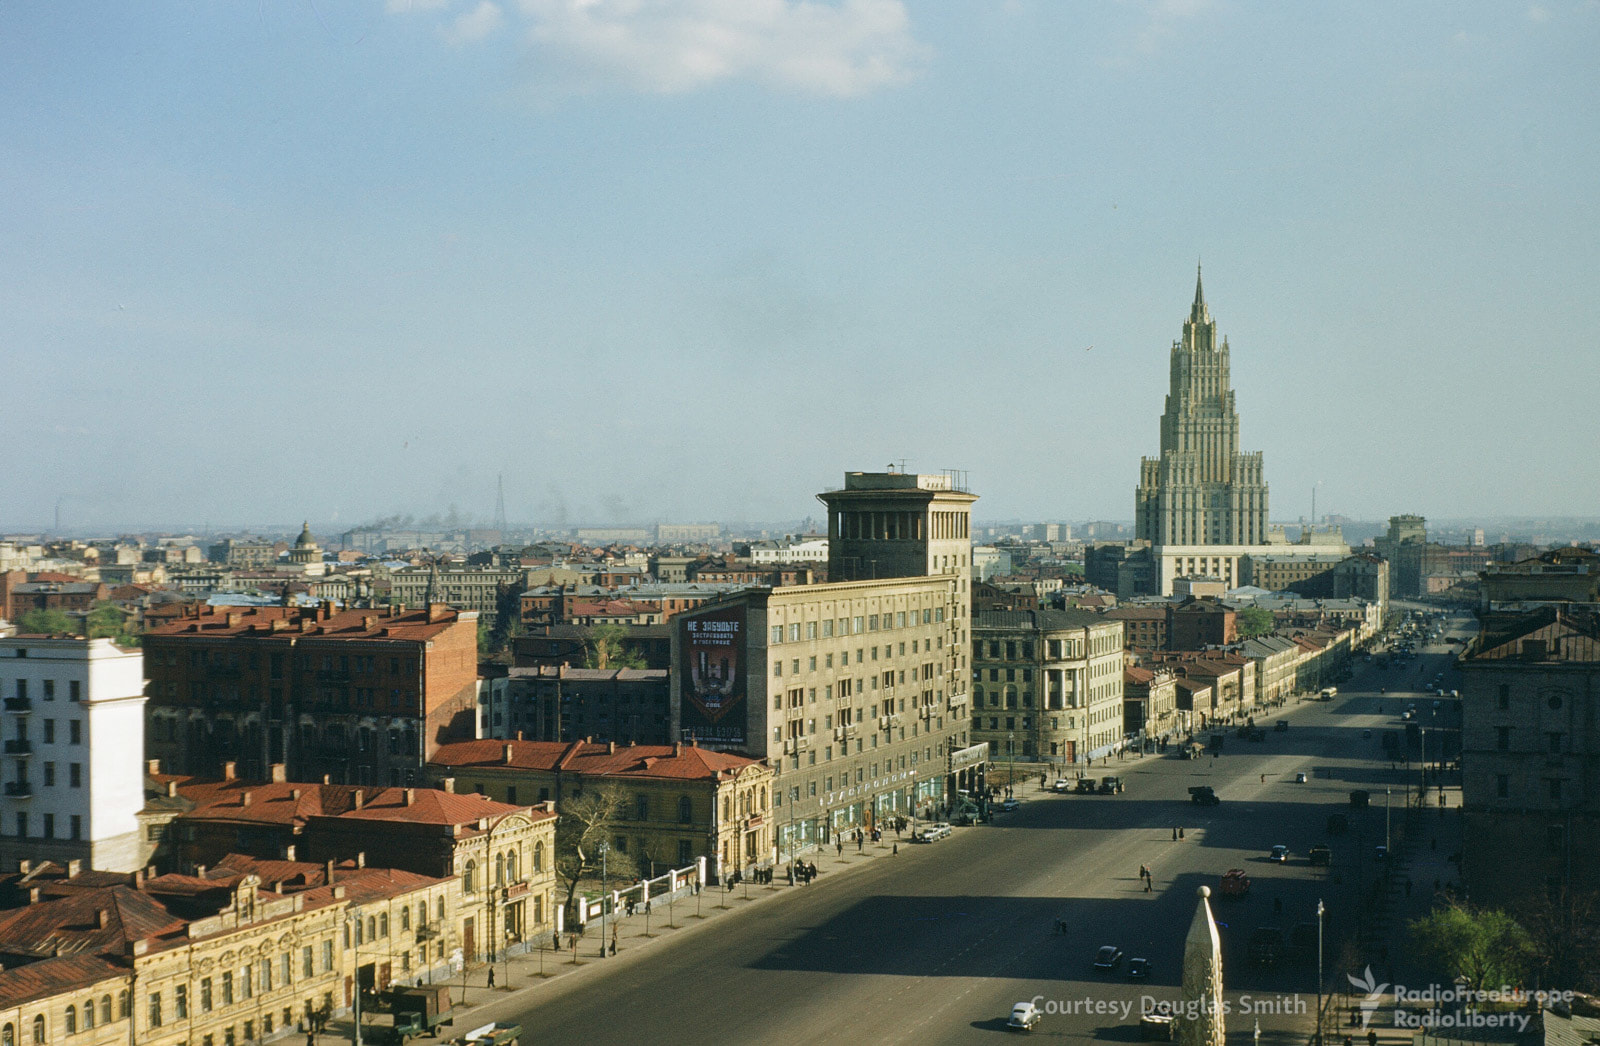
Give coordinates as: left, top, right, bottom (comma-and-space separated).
98, 997, 110, 1026
118, 991, 130, 1018
379, 912, 388, 937
463, 861, 476, 894
366, 916, 376, 942
3, 1021, 13, 1046
506, 851, 518, 883
417, 901, 427, 928
31, 1015, 43, 1045
64, 1008, 75, 1035
81, 1002, 93, 1031
401, 907, 410, 932
436, 896, 445, 922
494, 854, 504, 886
678, 796, 692, 824
533, 841, 544, 873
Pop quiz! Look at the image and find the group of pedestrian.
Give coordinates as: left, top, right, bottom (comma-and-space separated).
751, 866, 777, 885
793, 860, 818, 884
1171, 826, 1185, 840
1138, 864, 1154, 892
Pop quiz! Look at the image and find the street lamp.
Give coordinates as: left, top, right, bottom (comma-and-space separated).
598, 842, 609, 959
1385, 788, 1392, 855
1316, 899, 1325, 1046
1007, 731, 1015, 799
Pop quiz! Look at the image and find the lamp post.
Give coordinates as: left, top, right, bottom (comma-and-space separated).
1007, 731, 1015, 799
1385, 788, 1392, 855
1316, 899, 1325, 1046
598, 842, 609, 959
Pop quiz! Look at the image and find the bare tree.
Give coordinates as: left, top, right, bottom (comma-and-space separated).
555, 785, 637, 918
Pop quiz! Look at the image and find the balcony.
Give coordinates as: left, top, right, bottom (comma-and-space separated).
3, 740, 32, 755
4, 782, 32, 798
3, 697, 31, 714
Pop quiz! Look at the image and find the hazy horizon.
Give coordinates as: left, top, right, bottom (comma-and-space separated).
5, 3, 1596, 531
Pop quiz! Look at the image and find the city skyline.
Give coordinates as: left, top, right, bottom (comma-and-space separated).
4, 2, 1597, 529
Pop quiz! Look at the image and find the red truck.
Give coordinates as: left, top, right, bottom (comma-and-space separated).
1219, 869, 1251, 898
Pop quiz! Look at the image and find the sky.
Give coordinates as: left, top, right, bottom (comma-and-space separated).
3, 1, 1597, 533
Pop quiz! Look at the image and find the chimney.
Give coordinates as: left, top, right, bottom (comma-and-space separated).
608, 741, 616, 755
404, 789, 415, 806
147, 759, 162, 775
363, 615, 377, 631
273, 881, 283, 894
673, 742, 682, 757
357, 852, 365, 868
196, 865, 206, 879
241, 792, 252, 807
502, 744, 514, 765
291, 788, 302, 800
516, 730, 523, 741
27, 887, 39, 904
270, 764, 287, 784
353, 790, 364, 810
322, 774, 331, 785
17, 860, 30, 874
325, 860, 335, 885
226, 612, 241, 628
97, 909, 109, 929
441, 777, 455, 794
223, 761, 237, 781
284, 845, 296, 861
66, 859, 81, 878
332, 885, 345, 899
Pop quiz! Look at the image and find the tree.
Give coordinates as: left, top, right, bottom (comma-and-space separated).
17, 609, 74, 635
1407, 904, 1533, 993
84, 601, 142, 646
1237, 606, 1275, 638
554, 785, 637, 918
1516, 888, 1600, 993
583, 624, 647, 670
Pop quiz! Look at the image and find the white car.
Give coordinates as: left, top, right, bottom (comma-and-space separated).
914, 822, 952, 842
1008, 1001, 1042, 1031
1052, 779, 1072, 793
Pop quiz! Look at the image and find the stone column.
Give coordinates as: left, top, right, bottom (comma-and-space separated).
1179, 885, 1225, 1046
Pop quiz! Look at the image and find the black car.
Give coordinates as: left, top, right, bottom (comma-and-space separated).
1093, 945, 1124, 971
1127, 957, 1152, 980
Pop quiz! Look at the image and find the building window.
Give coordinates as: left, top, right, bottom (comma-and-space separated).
322, 940, 334, 972
175, 985, 188, 1020
1495, 775, 1508, 799
64, 1008, 75, 1036
69, 764, 81, 788
464, 861, 476, 894
1496, 727, 1510, 751
221, 972, 233, 1006
99, 997, 110, 1025
32, 1017, 43, 1046
148, 993, 162, 1029
69, 721, 81, 745
1548, 732, 1563, 755
302, 946, 313, 979
1497, 684, 1510, 709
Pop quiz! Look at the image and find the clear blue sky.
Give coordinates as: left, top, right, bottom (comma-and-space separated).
4, 1, 1596, 531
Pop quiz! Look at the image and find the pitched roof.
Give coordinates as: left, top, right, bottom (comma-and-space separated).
429, 739, 764, 781
0, 954, 128, 1008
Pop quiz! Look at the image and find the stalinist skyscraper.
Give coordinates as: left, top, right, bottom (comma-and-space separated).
1134, 267, 1276, 593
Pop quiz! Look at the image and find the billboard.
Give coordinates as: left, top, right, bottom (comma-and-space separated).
680, 607, 747, 748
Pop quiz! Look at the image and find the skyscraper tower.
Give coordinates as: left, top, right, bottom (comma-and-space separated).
1135, 267, 1270, 547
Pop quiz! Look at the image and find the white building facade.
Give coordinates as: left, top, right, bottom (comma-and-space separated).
0, 636, 147, 871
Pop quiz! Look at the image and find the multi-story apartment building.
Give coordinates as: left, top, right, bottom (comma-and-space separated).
384, 567, 526, 626
971, 610, 1126, 767
0, 636, 146, 872
142, 603, 480, 786
493, 667, 670, 744
670, 471, 979, 860
1458, 608, 1600, 908
158, 772, 558, 966
1124, 665, 1183, 740
426, 738, 771, 881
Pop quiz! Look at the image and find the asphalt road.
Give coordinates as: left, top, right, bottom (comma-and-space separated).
469, 613, 1473, 1046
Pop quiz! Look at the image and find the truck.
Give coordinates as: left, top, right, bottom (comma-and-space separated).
366, 986, 454, 1045
1320, 687, 1338, 700
1219, 869, 1251, 898
1099, 775, 1124, 795
1248, 927, 1285, 966
458, 1023, 522, 1046
1188, 785, 1220, 806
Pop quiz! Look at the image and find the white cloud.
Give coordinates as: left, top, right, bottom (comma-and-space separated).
443, 0, 504, 43
516, 0, 929, 97
386, 0, 453, 13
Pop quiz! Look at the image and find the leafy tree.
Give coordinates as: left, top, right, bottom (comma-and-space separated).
1407, 904, 1533, 993
1237, 606, 1275, 638
554, 785, 637, 917
17, 609, 74, 635
583, 624, 647, 670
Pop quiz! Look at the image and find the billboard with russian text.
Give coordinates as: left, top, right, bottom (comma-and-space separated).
680, 606, 747, 748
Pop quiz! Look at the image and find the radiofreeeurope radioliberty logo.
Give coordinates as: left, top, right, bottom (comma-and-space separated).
1347, 966, 1388, 1030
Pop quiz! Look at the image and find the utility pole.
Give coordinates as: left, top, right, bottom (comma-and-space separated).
599, 843, 609, 958
1315, 899, 1325, 1046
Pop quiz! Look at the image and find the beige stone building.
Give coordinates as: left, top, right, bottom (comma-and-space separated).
971, 610, 1127, 769
425, 739, 772, 879
670, 471, 979, 863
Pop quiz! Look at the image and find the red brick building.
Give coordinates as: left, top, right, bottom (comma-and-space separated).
142, 602, 480, 786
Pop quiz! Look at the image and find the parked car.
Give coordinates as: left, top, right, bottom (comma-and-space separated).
1189, 785, 1221, 806
1000, 797, 1020, 812
1268, 845, 1289, 863
1274, 720, 1289, 732
1127, 957, 1152, 980
1008, 1002, 1042, 1032
913, 823, 952, 842
1075, 779, 1097, 794
1141, 1008, 1175, 1041
1308, 845, 1332, 866
1294, 772, 1308, 784
1093, 945, 1124, 971
1052, 779, 1072, 793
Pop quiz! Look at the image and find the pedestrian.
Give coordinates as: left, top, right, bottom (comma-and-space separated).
1145, 877, 1152, 893
857, 835, 863, 853
306, 1034, 316, 1046
1172, 826, 1178, 842
893, 842, 898, 856
1261, 774, 1266, 783
609, 938, 617, 956
808, 861, 817, 879
487, 966, 495, 988
1368, 1032, 1378, 1046
836, 838, 843, 857
1179, 827, 1185, 840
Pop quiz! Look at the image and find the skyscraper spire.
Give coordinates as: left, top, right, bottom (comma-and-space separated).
1191, 261, 1207, 323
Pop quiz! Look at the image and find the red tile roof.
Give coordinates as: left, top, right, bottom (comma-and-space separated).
430, 739, 764, 781
0, 954, 128, 1008
144, 603, 467, 642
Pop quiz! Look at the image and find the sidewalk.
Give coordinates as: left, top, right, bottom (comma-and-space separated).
326, 826, 921, 1042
